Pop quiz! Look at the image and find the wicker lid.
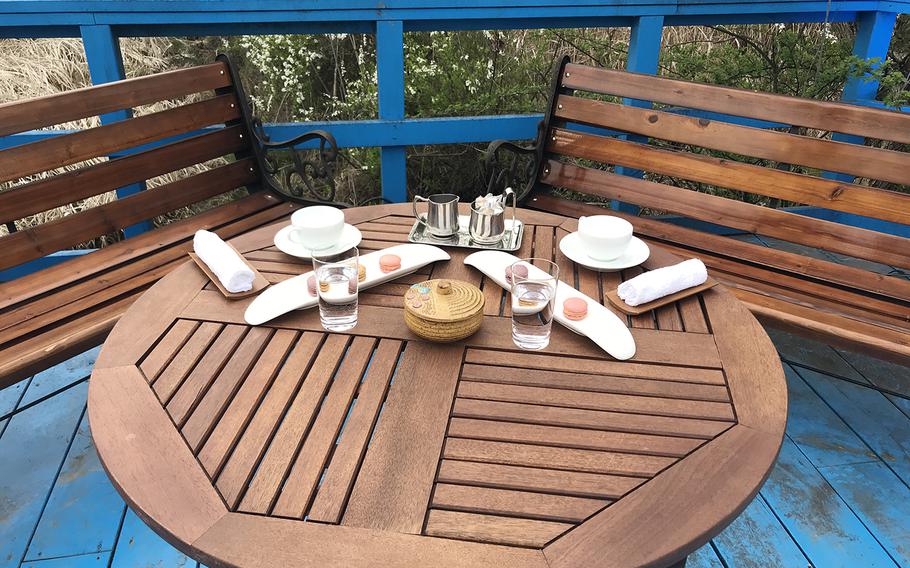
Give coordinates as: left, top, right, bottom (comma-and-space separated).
403, 279, 484, 323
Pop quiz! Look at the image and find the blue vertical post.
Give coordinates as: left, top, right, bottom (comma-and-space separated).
80, 24, 152, 237
613, 15, 664, 213
376, 20, 408, 203
827, 11, 897, 182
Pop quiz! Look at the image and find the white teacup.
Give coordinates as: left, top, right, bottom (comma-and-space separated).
289, 206, 345, 250
577, 215, 633, 261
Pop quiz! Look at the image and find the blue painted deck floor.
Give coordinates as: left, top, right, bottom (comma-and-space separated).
1, 329, 908, 567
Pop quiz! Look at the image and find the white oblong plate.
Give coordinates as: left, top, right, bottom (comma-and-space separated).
274, 224, 363, 259
463, 251, 636, 361
559, 232, 650, 272
244, 244, 450, 326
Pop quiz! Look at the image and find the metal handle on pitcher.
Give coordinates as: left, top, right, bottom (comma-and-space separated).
505, 187, 516, 235
412, 195, 429, 225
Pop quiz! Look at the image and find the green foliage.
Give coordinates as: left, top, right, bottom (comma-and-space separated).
223, 20, 909, 202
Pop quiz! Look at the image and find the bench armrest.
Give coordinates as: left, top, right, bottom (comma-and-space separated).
250, 118, 343, 205
482, 121, 544, 203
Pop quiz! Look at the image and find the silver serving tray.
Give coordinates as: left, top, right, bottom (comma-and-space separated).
407, 215, 524, 251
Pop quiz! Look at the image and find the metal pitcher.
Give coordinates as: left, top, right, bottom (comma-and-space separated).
413, 193, 459, 237
469, 187, 516, 244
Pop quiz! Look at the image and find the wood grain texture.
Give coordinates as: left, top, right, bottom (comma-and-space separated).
544, 159, 910, 268
165, 324, 247, 425
181, 327, 273, 451
139, 320, 200, 382
431, 483, 607, 523
447, 417, 703, 457
83, 203, 786, 567
443, 437, 675, 477
543, 425, 782, 568
0, 125, 247, 226
343, 342, 463, 534
215, 332, 324, 509
268, 336, 375, 518
425, 510, 571, 547
88, 366, 226, 547
0, 61, 231, 137
457, 381, 735, 420
560, 63, 910, 144
307, 339, 403, 523
236, 333, 348, 515
555, 94, 910, 186
197, 329, 298, 477
0, 94, 240, 185
436, 459, 644, 500
193, 513, 548, 568
1, 157, 258, 270
452, 398, 732, 440
460, 364, 730, 401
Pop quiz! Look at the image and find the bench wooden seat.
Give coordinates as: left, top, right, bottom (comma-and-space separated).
0, 57, 338, 388
491, 57, 910, 365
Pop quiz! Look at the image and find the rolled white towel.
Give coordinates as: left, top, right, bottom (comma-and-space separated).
193, 230, 255, 293
617, 258, 707, 307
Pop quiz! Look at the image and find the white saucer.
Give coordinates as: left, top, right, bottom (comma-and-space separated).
559, 232, 650, 272
274, 223, 362, 258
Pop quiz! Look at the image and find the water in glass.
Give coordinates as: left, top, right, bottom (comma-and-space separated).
510, 258, 558, 350
511, 281, 555, 349
316, 264, 358, 332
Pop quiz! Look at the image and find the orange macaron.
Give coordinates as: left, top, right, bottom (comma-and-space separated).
379, 254, 401, 273
562, 297, 588, 321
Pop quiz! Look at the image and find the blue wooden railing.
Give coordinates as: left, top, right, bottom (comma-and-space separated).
0, 1, 906, 223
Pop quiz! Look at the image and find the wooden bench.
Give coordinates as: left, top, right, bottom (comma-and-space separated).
0, 55, 342, 388
487, 56, 910, 365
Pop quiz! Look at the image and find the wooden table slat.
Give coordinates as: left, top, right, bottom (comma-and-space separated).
446, 417, 703, 458
197, 330, 298, 477
152, 322, 223, 402
425, 509, 571, 548
457, 381, 736, 422
342, 343, 463, 534
436, 459, 645, 500
307, 338, 403, 523
181, 327, 273, 451
212, 331, 328, 510
431, 483, 608, 524
269, 336, 377, 518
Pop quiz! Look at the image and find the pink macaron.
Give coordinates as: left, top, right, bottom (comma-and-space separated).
505, 263, 529, 284
307, 275, 317, 296
562, 297, 588, 321
379, 254, 402, 273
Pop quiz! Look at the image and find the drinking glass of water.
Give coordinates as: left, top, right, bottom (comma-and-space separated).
509, 258, 559, 350
312, 247, 359, 332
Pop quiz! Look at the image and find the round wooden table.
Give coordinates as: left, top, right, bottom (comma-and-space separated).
89, 204, 786, 568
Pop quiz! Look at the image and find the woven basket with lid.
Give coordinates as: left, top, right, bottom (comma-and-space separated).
403, 279, 484, 342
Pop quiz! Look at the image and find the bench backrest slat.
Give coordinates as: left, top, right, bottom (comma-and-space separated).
543, 159, 910, 271
547, 127, 910, 226
554, 95, 910, 186
0, 158, 257, 272
0, 125, 247, 226
0, 62, 232, 137
0, 94, 240, 185
0, 58, 257, 271
561, 63, 910, 144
